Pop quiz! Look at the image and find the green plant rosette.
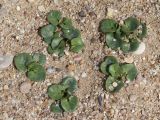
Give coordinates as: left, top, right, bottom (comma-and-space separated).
60, 17, 73, 29
27, 62, 46, 81
100, 19, 118, 33
109, 63, 122, 78
61, 76, 77, 94
100, 56, 118, 75
61, 96, 78, 112
47, 84, 68, 100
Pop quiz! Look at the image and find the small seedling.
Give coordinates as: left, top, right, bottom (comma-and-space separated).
39, 10, 84, 57
99, 17, 147, 53
100, 56, 138, 92
48, 76, 78, 113
14, 53, 46, 82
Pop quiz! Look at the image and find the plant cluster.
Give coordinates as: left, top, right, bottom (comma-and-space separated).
39, 10, 84, 56
100, 56, 138, 92
47, 76, 78, 113
99, 17, 147, 53
14, 53, 46, 82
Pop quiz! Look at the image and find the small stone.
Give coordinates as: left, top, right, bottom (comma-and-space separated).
0, 55, 13, 70
47, 66, 56, 74
67, 64, 75, 71
78, 10, 86, 17
38, 5, 45, 12
20, 81, 31, 94
27, 0, 34, 3
107, 8, 118, 17
74, 55, 82, 62
16, 6, 21, 11
133, 42, 145, 55
112, 82, 118, 87
124, 56, 134, 63
129, 94, 137, 102
81, 72, 87, 78
4, 85, 9, 90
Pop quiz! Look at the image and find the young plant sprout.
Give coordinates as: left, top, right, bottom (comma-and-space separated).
99, 17, 147, 54
14, 53, 46, 82
100, 56, 138, 92
47, 76, 78, 113
39, 10, 84, 57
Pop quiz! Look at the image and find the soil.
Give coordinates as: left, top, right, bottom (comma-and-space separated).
0, 0, 160, 120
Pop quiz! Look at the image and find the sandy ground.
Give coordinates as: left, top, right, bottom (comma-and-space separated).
0, 0, 160, 120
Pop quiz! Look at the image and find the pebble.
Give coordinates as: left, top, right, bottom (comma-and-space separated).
0, 55, 13, 70
67, 64, 75, 71
124, 56, 134, 63
16, 6, 21, 11
107, 8, 118, 17
129, 94, 137, 102
133, 42, 146, 55
3, 85, 9, 90
78, 10, 86, 17
81, 72, 87, 78
74, 55, 82, 62
46, 66, 56, 74
20, 81, 31, 94
38, 5, 45, 12
27, 0, 35, 3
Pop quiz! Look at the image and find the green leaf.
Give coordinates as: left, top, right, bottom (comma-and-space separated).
47, 45, 54, 54
138, 23, 147, 39
100, 56, 118, 75
47, 10, 62, 26
100, 19, 118, 33
60, 17, 73, 29
27, 62, 46, 81
50, 103, 63, 113
61, 96, 78, 112
121, 64, 138, 81
106, 33, 121, 50
62, 28, 80, 40
51, 37, 63, 50
47, 84, 68, 100
14, 53, 32, 71
129, 39, 140, 52
61, 76, 77, 94
109, 63, 121, 77
105, 76, 124, 92
40, 24, 56, 44
70, 37, 84, 53
122, 17, 139, 33
120, 41, 131, 53
53, 40, 66, 57
32, 53, 46, 65
53, 31, 62, 38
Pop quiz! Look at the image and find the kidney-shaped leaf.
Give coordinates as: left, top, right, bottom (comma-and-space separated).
61, 96, 78, 112
122, 63, 138, 81
129, 39, 140, 52
32, 53, 46, 65
70, 37, 84, 53
40, 24, 56, 44
27, 62, 46, 81
100, 56, 118, 74
120, 41, 131, 53
47, 84, 68, 100
51, 37, 63, 50
100, 19, 118, 33
50, 103, 63, 113
109, 63, 121, 77
61, 76, 77, 94
106, 33, 121, 50
14, 53, 32, 71
60, 17, 73, 29
62, 28, 80, 40
122, 17, 139, 33
105, 76, 124, 92
47, 10, 62, 26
